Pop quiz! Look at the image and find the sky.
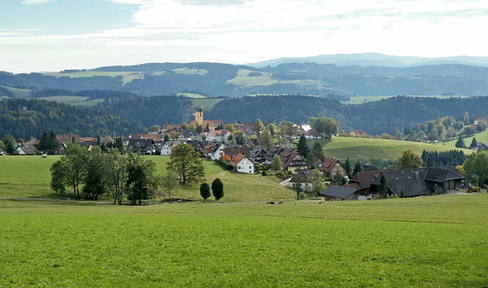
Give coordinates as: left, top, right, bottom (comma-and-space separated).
1, 0, 488, 73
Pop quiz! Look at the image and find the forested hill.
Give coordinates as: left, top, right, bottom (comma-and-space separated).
207, 96, 488, 135
0, 98, 144, 140
4, 61, 488, 97
94, 96, 192, 128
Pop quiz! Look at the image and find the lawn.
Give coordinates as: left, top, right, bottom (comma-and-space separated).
0, 155, 295, 202
0, 194, 487, 287
310, 136, 473, 166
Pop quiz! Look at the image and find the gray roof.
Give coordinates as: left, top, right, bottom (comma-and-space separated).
424, 166, 465, 182
290, 169, 312, 183
319, 185, 358, 199
371, 168, 431, 197
179, 130, 199, 138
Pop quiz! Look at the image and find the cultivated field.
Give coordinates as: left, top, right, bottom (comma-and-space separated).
0, 194, 487, 287
310, 137, 473, 165
0, 86, 32, 98
0, 155, 294, 202
344, 95, 471, 104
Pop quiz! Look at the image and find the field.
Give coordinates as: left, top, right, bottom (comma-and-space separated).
0, 85, 32, 98
43, 71, 145, 85
0, 155, 294, 202
0, 194, 487, 287
345, 95, 471, 104
444, 129, 488, 149
310, 137, 473, 165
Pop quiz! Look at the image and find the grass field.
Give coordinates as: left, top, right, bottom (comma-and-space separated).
38, 96, 89, 105
0, 155, 294, 202
310, 137, 473, 165
0, 85, 32, 98
0, 194, 487, 287
345, 95, 471, 104
444, 129, 488, 149
178, 93, 206, 98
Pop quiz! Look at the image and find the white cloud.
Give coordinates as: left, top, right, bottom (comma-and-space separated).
21, 0, 52, 4
3, 0, 488, 72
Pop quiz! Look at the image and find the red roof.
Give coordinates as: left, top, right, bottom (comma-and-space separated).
320, 157, 342, 173
230, 153, 252, 166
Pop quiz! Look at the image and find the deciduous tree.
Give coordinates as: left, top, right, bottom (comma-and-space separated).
270, 154, 283, 171
161, 171, 180, 203
312, 142, 326, 161
463, 151, 488, 187
396, 150, 423, 169
166, 144, 205, 183
125, 153, 159, 205
148, 124, 161, 132
259, 128, 274, 152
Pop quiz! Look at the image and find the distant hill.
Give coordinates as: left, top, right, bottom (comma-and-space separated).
207, 95, 488, 135
0, 98, 144, 140
3, 57, 488, 98
248, 53, 488, 68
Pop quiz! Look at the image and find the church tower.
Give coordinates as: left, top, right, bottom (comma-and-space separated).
195, 106, 204, 126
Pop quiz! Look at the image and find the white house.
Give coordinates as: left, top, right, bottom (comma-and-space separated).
160, 141, 183, 156
207, 130, 231, 142
230, 153, 255, 174
211, 143, 226, 160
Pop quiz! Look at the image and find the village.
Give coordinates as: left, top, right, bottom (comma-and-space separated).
2, 106, 472, 202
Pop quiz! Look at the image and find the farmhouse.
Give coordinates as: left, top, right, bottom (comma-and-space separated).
13, 144, 39, 155
370, 166, 469, 197
319, 185, 368, 201
290, 169, 312, 192
230, 153, 255, 174
224, 146, 250, 159
263, 148, 307, 172
320, 157, 346, 176
128, 138, 156, 154
178, 130, 202, 142
160, 140, 184, 156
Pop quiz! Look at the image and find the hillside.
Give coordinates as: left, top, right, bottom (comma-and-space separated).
207, 95, 488, 135
310, 137, 473, 166
0, 98, 144, 139
3, 59, 488, 97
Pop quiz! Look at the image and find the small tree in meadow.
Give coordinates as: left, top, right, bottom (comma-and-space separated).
400, 188, 405, 198
200, 183, 211, 200
212, 178, 224, 201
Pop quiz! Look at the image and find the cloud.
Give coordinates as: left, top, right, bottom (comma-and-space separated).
21, 0, 52, 4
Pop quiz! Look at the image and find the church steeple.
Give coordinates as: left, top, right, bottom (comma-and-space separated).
195, 106, 204, 125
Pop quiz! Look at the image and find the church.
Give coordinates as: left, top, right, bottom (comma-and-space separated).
189, 106, 223, 130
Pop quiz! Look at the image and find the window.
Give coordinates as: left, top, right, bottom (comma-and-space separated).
249, 166, 252, 169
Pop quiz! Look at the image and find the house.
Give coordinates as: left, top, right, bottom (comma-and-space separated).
57, 134, 81, 144
346, 170, 386, 199
130, 134, 163, 145
202, 142, 226, 160
290, 169, 313, 192
128, 138, 156, 154
249, 147, 267, 163
319, 185, 367, 201
178, 130, 202, 142
187, 140, 207, 153
474, 118, 486, 125
263, 148, 307, 172
189, 106, 223, 130
477, 142, 488, 151
160, 140, 184, 156
13, 144, 39, 155
79, 137, 95, 144
245, 139, 255, 148
320, 157, 346, 176
79, 142, 93, 151
207, 130, 231, 142
230, 153, 255, 174
370, 166, 469, 197
224, 146, 250, 159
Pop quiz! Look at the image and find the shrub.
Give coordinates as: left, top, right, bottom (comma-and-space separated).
275, 170, 286, 180
299, 192, 306, 200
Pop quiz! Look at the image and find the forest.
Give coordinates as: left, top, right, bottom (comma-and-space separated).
207, 95, 488, 135
0, 98, 144, 140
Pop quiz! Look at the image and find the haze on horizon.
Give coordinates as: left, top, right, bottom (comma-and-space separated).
2, 0, 488, 73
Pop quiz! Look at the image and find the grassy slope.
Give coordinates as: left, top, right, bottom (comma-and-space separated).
344, 95, 471, 104
43, 71, 144, 85
38, 96, 89, 105
444, 129, 488, 148
0, 85, 32, 98
311, 137, 473, 165
0, 155, 295, 202
0, 195, 487, 287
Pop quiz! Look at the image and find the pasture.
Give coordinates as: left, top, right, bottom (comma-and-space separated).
0, 85, 32, 98
310, 137, 473, 166
444, 129, 488, 149
344, 95, 471, 104
0, 155, 294, 202
0, 195, 487, 287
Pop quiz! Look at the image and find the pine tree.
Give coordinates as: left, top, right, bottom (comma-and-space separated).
455, 135, 465, 148
470, 137, 478, 148
200, 183, 211, 200
377, 174, 388, 199
297, 134, 308, 158
427, 157, 434, 167
400, 188, 405, 198
312, 142, 326, 161
344, 157, 351, 176
39, 131, 49, 151
49, 131, 59, 152
352, 161, 363, 176
211, 178, 224, 201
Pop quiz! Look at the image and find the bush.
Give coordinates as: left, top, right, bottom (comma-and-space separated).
261, 170, 267, 176
299, 192, 306, 200
275, 170, 286, 180
471, 186, 480, 192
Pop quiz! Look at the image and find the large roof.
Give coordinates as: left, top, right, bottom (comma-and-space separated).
424, 166, 465, 182
319, 185, 358, 199
349, 169, 386, 190
230, 153, 252, 166
320, 157, 342, 173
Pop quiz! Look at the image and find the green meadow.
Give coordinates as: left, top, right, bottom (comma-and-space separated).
0, 195, 487, 287
444, 129, 488, 148
310, 137, 473, 165
0, 155, 294, 202
344, 95, 471, 104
